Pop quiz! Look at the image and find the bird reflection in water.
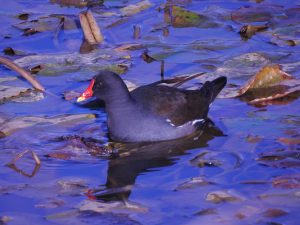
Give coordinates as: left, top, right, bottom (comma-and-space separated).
92, 121, 224, 203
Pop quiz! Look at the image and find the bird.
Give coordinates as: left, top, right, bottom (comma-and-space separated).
77, 71, 227, 143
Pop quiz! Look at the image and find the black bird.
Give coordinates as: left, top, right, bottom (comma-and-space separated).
77, 71, 226, 142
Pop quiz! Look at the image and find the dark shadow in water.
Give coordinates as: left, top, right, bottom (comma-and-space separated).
93, 121, 224, 202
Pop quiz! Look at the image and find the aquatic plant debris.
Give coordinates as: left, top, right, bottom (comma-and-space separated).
0, 114, 95, 136
0, 1, 300, 224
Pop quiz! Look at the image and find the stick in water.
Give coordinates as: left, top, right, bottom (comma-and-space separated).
0, 56, 45, 91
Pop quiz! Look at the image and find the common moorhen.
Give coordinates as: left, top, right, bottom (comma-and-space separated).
77, 71, 227, 142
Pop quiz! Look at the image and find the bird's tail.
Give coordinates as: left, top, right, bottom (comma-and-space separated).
209, 76, 227, 102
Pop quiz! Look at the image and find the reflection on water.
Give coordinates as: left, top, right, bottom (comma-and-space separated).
96, 122, 223, 202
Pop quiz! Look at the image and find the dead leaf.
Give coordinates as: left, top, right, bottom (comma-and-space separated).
141, 50, 157, 63
231, 5, 283, 23
17, 13, 29, 20
239, 24, 268, 39
262, 208, 288, 218
164, 5, 218, 28
0, 114, 95, 136
3, 47, 27, 56
206, 190, 242, 203
120, 0, 152, 16
278, 137, 300, 145
220, 64, 300, 104
115, 43, 144, 52
50, 0, 88, 7
46, 151, 75, 160
272, 173, 300, 189
174, 177, 212, 191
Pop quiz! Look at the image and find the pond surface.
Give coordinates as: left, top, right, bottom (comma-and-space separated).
0, 0, 300, 224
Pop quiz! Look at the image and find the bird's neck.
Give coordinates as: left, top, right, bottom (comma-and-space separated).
105, 92, 135, 112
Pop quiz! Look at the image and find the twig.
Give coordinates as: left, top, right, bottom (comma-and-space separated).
6, 150, 41, 178
160, 60, 165, 80
173, 72, 206, 87
0, 56, 45, 91
133, 25, 141, 39
53, 16, 65, 47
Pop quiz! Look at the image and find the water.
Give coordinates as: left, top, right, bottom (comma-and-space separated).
0, 0, 299, 224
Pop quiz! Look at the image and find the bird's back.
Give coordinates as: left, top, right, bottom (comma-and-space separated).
131, 76, 226, 126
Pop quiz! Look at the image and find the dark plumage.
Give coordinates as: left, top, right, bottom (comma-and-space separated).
77, 71, 227, 142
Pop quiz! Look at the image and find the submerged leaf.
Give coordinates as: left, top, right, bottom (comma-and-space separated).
262, 208, 288, 218
0, 85, 29, 104
0, 114, 95, 136
239, 24, 268, 39
175, 176, 212, 191
272, 173, 300, 189
78, 199, 148, 213
206, 190, 242, 203
231, 5, 283, 23
164, 5, 218, 28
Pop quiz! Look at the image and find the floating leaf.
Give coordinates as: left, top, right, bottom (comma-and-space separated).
164, 5, 218, 28
190, 151, 242, 169
14, 50, 131, 76
120, 0, 152, 16
50, 0, 88, 7
115, 43, 144, 52
239, 24, 268, 39
0, 114, 95, 136
206, 190, 242, 203
220, 64, 300, 104
277, 137, 300, 145
35, 198, 65, 209
257, 150, 300, 168
17, 13, 29, 20
231, 5, 283, 23
0, 216, 11, 224
262, 208, 288, 218
58, 178, 88, 194
174, 177, 212, 191
46, 151, 76, 160
272, 173, 300, 189
78, 199, 148, 213
11, 89, 44, 103
195, 208, 217, 216
0, 85, 29, 104
3, 47, 27, 56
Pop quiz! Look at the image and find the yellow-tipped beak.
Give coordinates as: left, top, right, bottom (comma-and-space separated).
76, 96, 87, 102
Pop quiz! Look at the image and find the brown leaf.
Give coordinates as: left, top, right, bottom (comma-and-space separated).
46, 151, 75, 160
120, 0, 152, 16
262, 208, 288, 218
277, 137, 300, 145
3, 47, 27, 56
115, 43, 144, 52
272, 173, 300, 189
17, 13, 29, 20
239, 65, 293, 95
50, 0, 88, 7
164, 5, 218, 28
231, 5, 283, 23
239, 24, 268, 39
141, 50, 157, 63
